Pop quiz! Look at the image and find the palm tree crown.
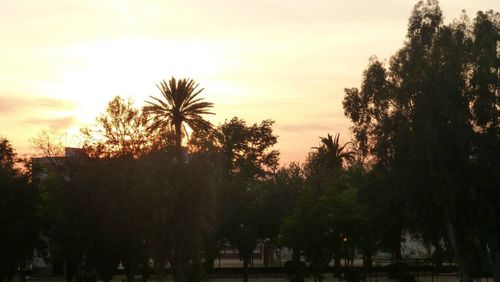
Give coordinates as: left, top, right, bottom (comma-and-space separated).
143, 77, 214, 149
314, 133, 353, 169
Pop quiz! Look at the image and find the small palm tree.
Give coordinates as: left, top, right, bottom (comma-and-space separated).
143, 77, 214, 150
314, 133, 353, 169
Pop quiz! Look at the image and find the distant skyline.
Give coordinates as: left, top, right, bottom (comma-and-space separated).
1, 0, 497, 164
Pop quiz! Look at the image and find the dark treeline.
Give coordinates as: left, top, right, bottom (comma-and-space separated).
0, 1, 498, 282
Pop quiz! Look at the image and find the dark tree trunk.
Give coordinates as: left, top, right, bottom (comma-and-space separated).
313, 258, 323, 282
19, 261, 26, 282
0, 261, 4, 282
141, 257, 150, 282
123, 259, 135, 282
242, 255, 250, 282
292, 249, 301, 280
394, 248, 403, 261
351, 245, 355, 267
65, 256, 76, 282
363, 254, 372, 272
154, 257, 166, 281
174, 259, 190, 282
334, 253, 341, 278
205, 253, 215, 274
432, 241, 444, 269
445, 220, 473, 282
5, 260, 15, 282
263, 242, 272, 267
391, 228, 403, 263
492, 247, 500, 282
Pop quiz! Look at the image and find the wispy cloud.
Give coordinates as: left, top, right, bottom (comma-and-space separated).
22, 116, 76, 131
278, 122, 346, 134
0, 95, 76, 115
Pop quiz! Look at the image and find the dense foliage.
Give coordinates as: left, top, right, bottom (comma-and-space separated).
343, 2, 499, 281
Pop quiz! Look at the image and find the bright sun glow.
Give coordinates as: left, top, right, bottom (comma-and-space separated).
46, 38, 227, 124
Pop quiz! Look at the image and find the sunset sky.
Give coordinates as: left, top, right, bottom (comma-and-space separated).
1, 0, 497, 164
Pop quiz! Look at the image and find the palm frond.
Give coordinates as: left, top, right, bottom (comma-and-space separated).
144, 77, 214, 147
315, 132, 353, 169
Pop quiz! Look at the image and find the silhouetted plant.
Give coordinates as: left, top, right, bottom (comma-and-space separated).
143, 77, 214, 151
312, 133, 353, 170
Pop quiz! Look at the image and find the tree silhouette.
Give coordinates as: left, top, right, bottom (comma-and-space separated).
81, 96, 150, 158
1, 138, 41, 282
343, 2, 499, 281
143, 77, 214, 151
313, 133, 353, 170
143, 78, 215, 282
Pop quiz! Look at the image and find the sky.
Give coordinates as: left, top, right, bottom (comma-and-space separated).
0, 0, 498, 164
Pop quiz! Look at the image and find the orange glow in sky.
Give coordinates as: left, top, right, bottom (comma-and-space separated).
0, 0, 497, 163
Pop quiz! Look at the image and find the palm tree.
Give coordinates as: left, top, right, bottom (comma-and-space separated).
143, 78, 214, 282
314, 133, 353, 169
143, 77, 214, 150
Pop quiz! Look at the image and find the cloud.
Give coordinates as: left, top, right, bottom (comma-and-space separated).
22, 116, 76, 131
278, 122, 346, 134
0, 96, 76, 115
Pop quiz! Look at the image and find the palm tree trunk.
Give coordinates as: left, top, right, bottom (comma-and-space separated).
174, 122, 183, 149
173, 121, 184, 164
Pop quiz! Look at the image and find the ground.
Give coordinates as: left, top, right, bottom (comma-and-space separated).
22, 274, 486, 282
